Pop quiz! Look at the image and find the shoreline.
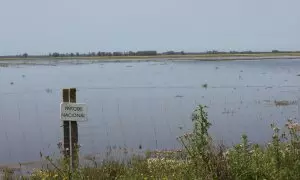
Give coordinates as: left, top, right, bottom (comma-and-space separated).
0, 55, 300, 66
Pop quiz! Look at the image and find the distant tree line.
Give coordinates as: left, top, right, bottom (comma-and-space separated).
48, 50, 291, 57
14, 53, 28, 58
162, 51, 185, 55
12, 50, 300, 58
49, 51, 159, 57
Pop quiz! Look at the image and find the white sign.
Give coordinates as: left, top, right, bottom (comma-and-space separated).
60, 103, 88, 121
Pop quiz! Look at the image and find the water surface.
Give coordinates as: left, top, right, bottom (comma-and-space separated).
0, 59, 300, 163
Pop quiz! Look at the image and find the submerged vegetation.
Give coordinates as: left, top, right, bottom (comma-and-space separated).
274, 100, 297, 106
3, 105, 295, 179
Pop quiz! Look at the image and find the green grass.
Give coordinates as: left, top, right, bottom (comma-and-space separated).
9, 105, 300, 179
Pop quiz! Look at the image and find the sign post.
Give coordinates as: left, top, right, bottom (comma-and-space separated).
61, 88, 87, 170
61, 103, 88, 121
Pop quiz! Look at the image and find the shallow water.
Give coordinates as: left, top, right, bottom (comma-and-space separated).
0, 59, 300, 164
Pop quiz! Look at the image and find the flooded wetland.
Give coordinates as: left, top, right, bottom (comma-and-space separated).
0, 58, 300, 164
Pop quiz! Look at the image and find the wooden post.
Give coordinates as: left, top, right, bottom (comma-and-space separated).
62, 89, 70, 158
298, 98, 300, 121
70, 88, 78, 168
62, 88, 79, 169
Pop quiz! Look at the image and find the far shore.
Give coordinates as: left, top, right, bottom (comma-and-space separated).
1, 53, 300, 65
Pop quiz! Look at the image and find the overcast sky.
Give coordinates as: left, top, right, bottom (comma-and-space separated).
0, 0, 299, 55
